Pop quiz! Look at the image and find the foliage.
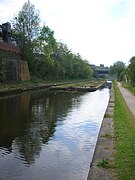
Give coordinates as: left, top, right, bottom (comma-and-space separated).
110, 58, 135, 87
12, 0, 40, 42
122, 82, 135, 96
127, 57, 135, 86
99, 64, 104, 68
35, 25, 57, 55
97, 159, 109, 168
110, 61, 125, 81
52, 43, 93, 80
11, 0, 93, 81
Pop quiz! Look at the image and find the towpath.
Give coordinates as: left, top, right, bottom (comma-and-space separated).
117, 82, 135, 119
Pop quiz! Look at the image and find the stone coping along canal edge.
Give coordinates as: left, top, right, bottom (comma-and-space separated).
87, 85, 116, 180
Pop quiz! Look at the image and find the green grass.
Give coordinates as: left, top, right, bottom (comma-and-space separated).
100, 133, 113, 139
104, 114, 113, 118
121, 82, 135, 96
97, 159, 110, 168
113, 81, 135, 180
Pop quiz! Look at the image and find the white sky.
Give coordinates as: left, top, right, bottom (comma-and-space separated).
0, 0, 135, 66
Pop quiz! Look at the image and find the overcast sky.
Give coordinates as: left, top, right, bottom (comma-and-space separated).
0, 0, 135, 66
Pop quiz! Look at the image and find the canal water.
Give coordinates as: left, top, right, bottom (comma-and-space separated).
0, 87, 110, 180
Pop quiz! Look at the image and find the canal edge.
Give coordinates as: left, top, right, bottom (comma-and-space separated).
87, 85, 115, 180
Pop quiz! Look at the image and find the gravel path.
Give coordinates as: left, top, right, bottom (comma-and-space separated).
117, 82, 135, 118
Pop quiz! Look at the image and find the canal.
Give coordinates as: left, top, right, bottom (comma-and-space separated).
0, 87, 110, 180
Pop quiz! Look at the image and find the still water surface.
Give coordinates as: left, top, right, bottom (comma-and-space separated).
0, 88, 109, 180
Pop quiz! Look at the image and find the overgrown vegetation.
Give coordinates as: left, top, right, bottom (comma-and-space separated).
104, 114, 113, 118
110, 58, 135, 87
12, 0, 93, 81
127, 57, 135, 86
110, 61, 126, 81
113, 81, 135, 179
97, 159, 109, 168
121, 82, 135, 96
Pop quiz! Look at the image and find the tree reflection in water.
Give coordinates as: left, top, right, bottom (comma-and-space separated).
0, 91, 84, 165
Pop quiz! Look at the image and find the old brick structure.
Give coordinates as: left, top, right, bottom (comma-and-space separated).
0, 42, 30, 82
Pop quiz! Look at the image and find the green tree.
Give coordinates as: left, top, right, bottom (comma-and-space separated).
11, 1, 93, 81
110, 61, 125, 80
53, 42, 72, 79
33, 25, 58, 79
12, 0, 41, 77
36, 25, 57, 56
127, 57, 135, 86
12, 0, 40, 42
99, 64, 104, 68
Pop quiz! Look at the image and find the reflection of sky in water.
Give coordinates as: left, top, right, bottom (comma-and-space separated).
37, 89, 109, 180
0, 88, 109, 180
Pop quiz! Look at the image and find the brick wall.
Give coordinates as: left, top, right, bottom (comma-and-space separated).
0, 59, 30, 82
2, 59, 18, 82
0, 42, 30, 82
0, 41, 21, 54
18, 61, 30, 81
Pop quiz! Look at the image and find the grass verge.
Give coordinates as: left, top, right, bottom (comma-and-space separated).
121, 82, 135, 96
113, 81, 135, 179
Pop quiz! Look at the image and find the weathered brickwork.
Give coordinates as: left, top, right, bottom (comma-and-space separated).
0, 42, 30, 82
0, 59, 30, 82
2, 59, 18, 82
18, 61, 30, 81
0, 41, 21, 54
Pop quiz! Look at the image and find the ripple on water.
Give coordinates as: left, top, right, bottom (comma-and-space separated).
0, 88, 110, 180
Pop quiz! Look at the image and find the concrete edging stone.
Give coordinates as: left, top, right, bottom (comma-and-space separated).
87, 86, 115, 180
